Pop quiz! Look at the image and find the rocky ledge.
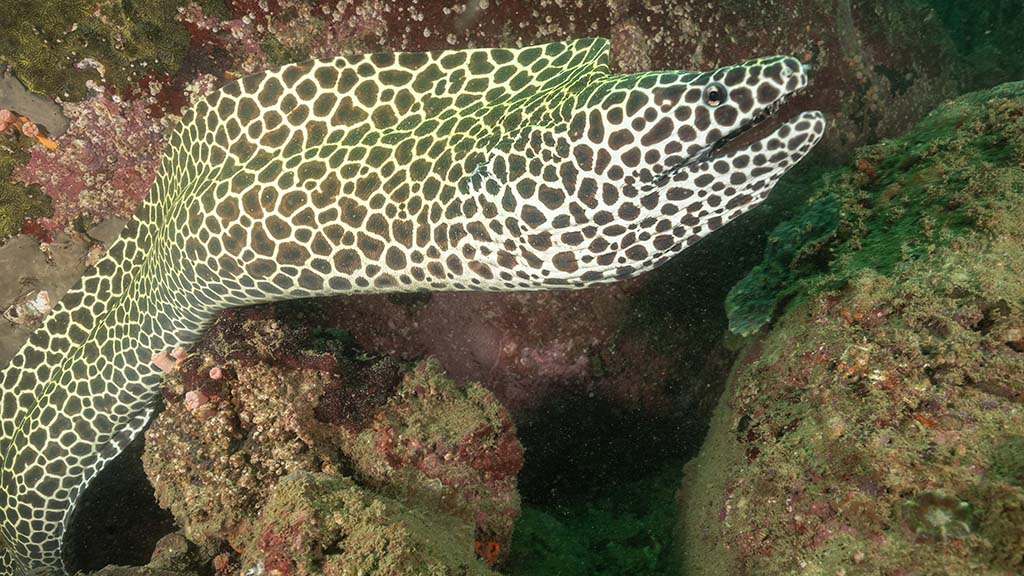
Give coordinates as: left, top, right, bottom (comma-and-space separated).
679, 82, 1024, 575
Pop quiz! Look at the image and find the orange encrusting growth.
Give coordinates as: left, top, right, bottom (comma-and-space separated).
474, 540, 502, 567
0, 108, 59, 149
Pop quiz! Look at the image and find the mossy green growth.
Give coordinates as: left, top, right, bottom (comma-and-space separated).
680, 81, 1024, 576
243, 472, 496, 576
728, 81, 1024, 335
259, 36, 308, 68
900, 490, 974, 542
990, 435, 1024, 488
0, 132, 51, 238
726, 194, 839, 335
0, 0, 228, 100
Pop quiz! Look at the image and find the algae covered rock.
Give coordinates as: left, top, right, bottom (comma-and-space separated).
143, 307, 521, 570
243, 472, 496, 576
679, 82, 1024, 575
78, 568, 195, 576
728, 80, 1024, 337
725, 194, 839, 335
336, 359, 523, 549
0, 131, 50, 238
73, 532, 205, 576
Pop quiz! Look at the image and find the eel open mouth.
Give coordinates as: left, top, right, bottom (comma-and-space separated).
708, 94, 795, 159
700, 61, 818, 166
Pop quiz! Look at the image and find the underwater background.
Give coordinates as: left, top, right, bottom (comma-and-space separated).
0, 1, 1022, 575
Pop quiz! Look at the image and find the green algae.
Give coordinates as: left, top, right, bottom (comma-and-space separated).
0, 0, 228, 99
259, 36, 308, 68
0, 132, 51, 238
680, 82, 1024, 575
900, 490, 974, 542
340, 359, 522, 552
727, 81, 1024, 336
990, 435, 1024, 488
388, 360, 505, 444
243, 472, 496, 576
82, 567, 197, 576
725, 194, 839, 336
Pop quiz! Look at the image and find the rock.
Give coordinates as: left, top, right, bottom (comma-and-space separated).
241, 472, 497, 576
0, 69, 68, 136
76, 567, 196, 576
143, 311, 521, 570
73, 531, 208, 576
0, 218, 125, 363
678, 81, 1024, 575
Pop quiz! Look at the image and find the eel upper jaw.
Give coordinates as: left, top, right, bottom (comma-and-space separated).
688, 82, 806, 168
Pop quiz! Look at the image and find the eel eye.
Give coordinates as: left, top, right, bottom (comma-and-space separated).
703, 83, 727, 107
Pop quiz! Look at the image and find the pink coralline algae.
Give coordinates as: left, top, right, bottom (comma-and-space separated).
13, 93, 170, 231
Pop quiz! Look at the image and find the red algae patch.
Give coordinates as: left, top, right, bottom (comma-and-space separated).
13, 93, 170, 232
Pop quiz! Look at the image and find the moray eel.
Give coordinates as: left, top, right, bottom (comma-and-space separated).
0, 38, 824, 574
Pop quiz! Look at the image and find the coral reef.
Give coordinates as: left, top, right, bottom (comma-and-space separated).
0, 2, 1017, 572
142, 307, 519, 572
678, 82, 1024, 575
728, 78, 1024, 335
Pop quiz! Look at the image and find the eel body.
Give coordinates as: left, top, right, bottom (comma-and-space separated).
0, 38, 824, 574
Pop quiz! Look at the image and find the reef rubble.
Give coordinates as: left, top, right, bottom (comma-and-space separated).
678, 81, 1024, 575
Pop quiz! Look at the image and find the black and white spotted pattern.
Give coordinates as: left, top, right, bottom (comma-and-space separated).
0, 38, 823, 575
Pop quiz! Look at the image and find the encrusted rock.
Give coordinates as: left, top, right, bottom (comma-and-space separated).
241, 472, 496, 576
144, 311, 521, 569
679, 81, 1024, 575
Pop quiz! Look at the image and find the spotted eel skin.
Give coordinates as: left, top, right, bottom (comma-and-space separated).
0, 38, 824, 574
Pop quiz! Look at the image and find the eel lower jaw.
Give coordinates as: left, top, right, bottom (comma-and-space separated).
702, 92, 797, 161
703, 109, 826, 167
